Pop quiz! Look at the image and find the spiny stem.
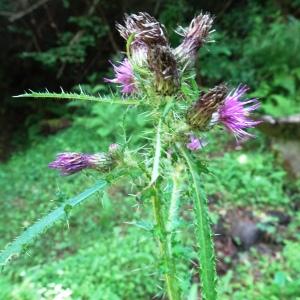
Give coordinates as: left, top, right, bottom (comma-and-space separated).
166, 163, 183, 252
151, 189, 180, 300
150, 118, 162, 185
177, 144, 217, 300
150, 118, 180, 300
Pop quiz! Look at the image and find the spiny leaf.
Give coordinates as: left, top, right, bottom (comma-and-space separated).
13, 90, 140, 105
177, 144, 217, 300
149, 102, 174, 186
166, 164, 184, 233
125, 220, 154, 231
0, 180, 107, 267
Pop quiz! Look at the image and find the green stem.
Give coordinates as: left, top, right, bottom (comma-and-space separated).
150, 116, 180, 300
151, 189, 180, 300
166, 164, 183, 251
177, 144, 217, 300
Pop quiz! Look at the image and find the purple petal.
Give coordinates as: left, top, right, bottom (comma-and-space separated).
219, 85, 261, 140
104, 59, 136, 94
49, 152, 91, 175
186, 135, 207, 151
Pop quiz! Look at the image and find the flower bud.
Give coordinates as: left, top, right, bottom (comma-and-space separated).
49, 152, 115, 176
174, 13, 214, 67
186, 135, 207, 151
147, 45, 180, 95
108, 143, 123, 160
116, 12, 167, 47
186, 84, 228, 130
117, 13, 168, 69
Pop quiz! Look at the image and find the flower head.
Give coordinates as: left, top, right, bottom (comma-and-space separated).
186, 135, 207, 151
186, 84, 229, 130
104, 59, 136, 94
49, 152, 113, 175
117, 13, 168, 69
218, 86, 260, 140
174, 13, 214, 67
147, 45, 179, 95
116, 12, 167, 48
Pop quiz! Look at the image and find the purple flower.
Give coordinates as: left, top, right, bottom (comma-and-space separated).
174, 13, 214, 66
219, 86, 260, 140
186, 84, 229, 131
116, 13, 168, 48
49, 152, 112, 175
104, 59, 136, 94
186, 135, 207, 151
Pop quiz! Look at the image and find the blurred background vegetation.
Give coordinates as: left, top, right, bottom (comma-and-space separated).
0, 0, 300, 299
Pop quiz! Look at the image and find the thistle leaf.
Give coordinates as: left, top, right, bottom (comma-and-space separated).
177, 145, 217, 300
0, 180, 107, 267
13, 91, 140, 105
166, 164, 183, 233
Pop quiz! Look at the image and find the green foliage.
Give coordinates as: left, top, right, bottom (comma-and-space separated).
202, 133, 289, 206
0, 228, 158, 300
0, 181, 107, 267
219, 241, 300, 299
199, 2, 300, 117
21, 16, 108, 69
0, 107, 298, 299
76, 103, 150, 147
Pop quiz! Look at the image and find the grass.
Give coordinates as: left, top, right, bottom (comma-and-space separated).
0, 106, 299, 299
219, 239, 300, 299
203, 133, 290, 207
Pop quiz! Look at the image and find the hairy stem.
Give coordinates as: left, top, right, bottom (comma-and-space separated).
151, 189, 180, 300
150, 117, 180, 300
177, 144, 217, 300
166, 164, 183, 252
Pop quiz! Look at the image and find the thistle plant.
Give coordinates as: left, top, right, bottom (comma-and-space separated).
0, 12, 260, 300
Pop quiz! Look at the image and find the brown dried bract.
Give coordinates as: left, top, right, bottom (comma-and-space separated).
175, 13, 214, 66
147, 45, 180, 95
187, 84, 228, 130
116, 12, 168, 47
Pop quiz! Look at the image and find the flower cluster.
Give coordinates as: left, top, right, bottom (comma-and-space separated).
49, 12, 260, 175
16, 12, 261, 300
106, 12, 210, 96
104, 12, 260, 151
